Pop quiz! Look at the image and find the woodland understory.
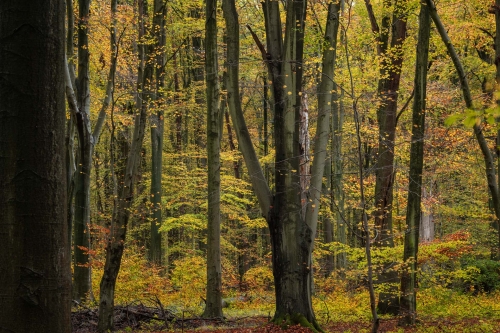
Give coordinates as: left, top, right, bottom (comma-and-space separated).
3, 0, 500, 332
68, 0, 500, 329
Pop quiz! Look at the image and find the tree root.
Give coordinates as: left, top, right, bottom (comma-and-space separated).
272, 313, 324, 333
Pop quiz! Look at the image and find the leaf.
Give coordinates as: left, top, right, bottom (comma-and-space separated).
444, 114, 460, 127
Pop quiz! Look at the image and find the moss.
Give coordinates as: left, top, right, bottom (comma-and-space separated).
272, 313, 324, 333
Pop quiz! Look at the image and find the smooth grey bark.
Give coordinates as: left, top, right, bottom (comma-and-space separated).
420, 186, 435, 242
305, 1, 342, 266
223, 12, 270, 216
149, 0, 166, 265
399, 2, 430, 325
242, 1, 341, 330
425, 0, 500, 260
97, 0, 151, 330
202, 0, 223, 318
223, 0, 268, 286
0, 0, 71, 331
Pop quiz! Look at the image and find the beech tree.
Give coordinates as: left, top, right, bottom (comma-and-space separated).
235, 1, 342, 329
0, 0, 71, 331
97, 0, 151, 330
149, 0, 167, 265
70, 0, 119, 301
399, 1, 431, 325
363, 0, 409, 314
203, 0, 223, 318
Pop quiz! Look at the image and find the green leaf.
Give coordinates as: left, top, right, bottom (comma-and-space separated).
463, 114, 479, 128
444, 114, 461, 127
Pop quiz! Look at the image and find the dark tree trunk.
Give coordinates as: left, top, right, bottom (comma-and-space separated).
0, 0, 71, 332
97, 0, 151, 330
66, 0, 77, 255
364, 0, 409, 315
399, 2, 431, 325
149, 0, 167, 266
203, 0, 223, 318
494, 0, 500, 260
73, 0, 93, 302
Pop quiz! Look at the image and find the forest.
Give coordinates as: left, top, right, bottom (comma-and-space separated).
1, 0, 500, 332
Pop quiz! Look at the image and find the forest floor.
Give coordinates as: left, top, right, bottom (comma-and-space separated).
71, 305, 500, 333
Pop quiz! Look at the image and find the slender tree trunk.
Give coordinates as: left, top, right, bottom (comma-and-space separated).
494, 0, 500, 260
342, 40, 380, 333
66, 0, 77, 253
0, 0, 71, 331
70, 0, 119, 302
364, 0, 409, 314
203, 0, 223, 318
399, 2, 430, 325
333, 85, 346, 270
149, 0, 166, 265
73, 0, 93, 302
97, 0, 151, 330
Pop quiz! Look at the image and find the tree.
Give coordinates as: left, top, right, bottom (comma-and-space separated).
363, 0, 409, 314
203, 0, 223, 318
494, 0, 500, 260
0, 0, 71, 331
73, 0, 93, 302
71, 0, 119, 302
97, 0, 151, 330
241, 1, 342, 329
399, 1, 431, 325
149, 0, 167, 265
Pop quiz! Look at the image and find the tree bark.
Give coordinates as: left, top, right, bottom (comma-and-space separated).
202, 0, 223, 318
149, 0, 166, 265
363, 0, 409, 314
305, 1, 342, 273
494, 0, 500, 260
399, 2, 430, 325
242, 1, 341, 330
97, 0, 151, 330
69, 0, 119, 302
0, 0, 71, 331
66, 0, 77, 254
73, 0, 93, 302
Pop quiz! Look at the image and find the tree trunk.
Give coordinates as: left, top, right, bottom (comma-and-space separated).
149, 0, 166, 265
399, 2, 430, 325
0, 0, 71, 331
494, 0, 500, 260
420, 186, 435, 242
333, 84, 346, 270
70, 0, 119, 302
66, 0, 77, 254
364, 0, 409, 314
244, 1, 341, 330
73, 0, 93, 302
202, 0, 223, 318
97, 0, 151, 330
